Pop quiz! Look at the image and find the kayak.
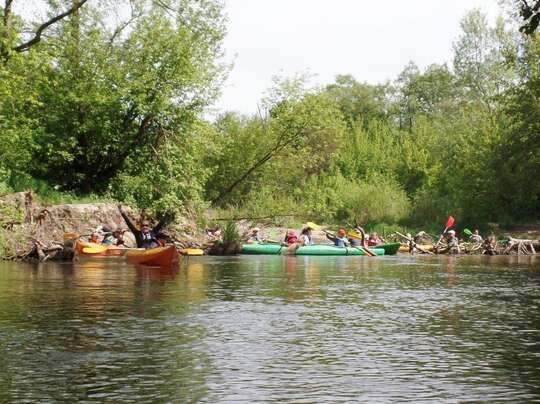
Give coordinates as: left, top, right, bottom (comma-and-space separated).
181, 248, 204, 256
399, 243, 434, 253
377, 242, 401, 255
241, 244, 385, 256
74, 240, 128, 258
126, 245, 180, 267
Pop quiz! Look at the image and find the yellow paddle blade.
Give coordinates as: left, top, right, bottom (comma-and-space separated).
181, 248, 204, 256
82, 246, 108, 254
306, 221, 321, 230
347, 231, 362, 240
64, 232, 79, 242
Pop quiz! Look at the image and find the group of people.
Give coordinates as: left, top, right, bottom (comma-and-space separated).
87, 205, 173, 249
246, 226, 386, 248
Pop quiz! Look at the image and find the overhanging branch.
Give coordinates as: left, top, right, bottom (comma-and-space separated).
12, 0, 89, 53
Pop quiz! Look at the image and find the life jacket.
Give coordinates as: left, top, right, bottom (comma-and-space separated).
285, 235, 298, 245
335, 236, 348, 247
141, 231, 158, 248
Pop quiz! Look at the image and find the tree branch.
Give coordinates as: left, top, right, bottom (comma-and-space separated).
12, 0, 89, 53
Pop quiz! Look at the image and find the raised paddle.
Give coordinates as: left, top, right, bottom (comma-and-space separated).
436, 216, 455, 246
443, 216, 455, 233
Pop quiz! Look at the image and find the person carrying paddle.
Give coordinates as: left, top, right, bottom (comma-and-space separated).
445, 230, 460, 254
326, 228, 349, 247
118, 205, 173, 249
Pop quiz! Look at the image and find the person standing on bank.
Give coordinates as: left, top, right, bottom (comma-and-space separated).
118, 205, 173, 249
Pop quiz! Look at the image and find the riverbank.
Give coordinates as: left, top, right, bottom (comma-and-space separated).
0, 191, 538, 260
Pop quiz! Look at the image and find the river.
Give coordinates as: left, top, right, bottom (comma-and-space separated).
0, 255, 539, 402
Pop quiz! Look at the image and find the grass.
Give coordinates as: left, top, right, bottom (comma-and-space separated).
7, 175, 115, 205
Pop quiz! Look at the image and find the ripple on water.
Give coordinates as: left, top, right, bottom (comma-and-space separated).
0, 256, 538, 402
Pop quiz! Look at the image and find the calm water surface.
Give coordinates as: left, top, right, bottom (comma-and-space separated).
0, 255, 539, 402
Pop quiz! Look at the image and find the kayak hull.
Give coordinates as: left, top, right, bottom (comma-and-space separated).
241, 244, 384, 256
126, 245, 180, 267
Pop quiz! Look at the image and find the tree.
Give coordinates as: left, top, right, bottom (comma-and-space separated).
208, 76, 346, 205
518, 0, 540, 34
453, 10, 517, 115
0, 0, 89, 61
24, 0, 226, 204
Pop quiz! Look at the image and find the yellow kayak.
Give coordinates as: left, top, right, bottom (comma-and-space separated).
399, 243, 434, 253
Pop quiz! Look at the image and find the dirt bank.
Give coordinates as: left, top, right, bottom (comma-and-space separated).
0, 192, 205, 260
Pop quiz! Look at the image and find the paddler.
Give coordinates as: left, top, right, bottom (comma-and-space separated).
283, 229, 298, 246
118, 205, 173, 249
470, 229, 483, 243
298, 226, 314, 246
89, 232, 100, 244
325, 228, 349, 247
246, 227, 264, 244
446, 230, 460, 254
367, 232, 382, 246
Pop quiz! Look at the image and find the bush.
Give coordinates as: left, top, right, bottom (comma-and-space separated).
333, 174, 411, 225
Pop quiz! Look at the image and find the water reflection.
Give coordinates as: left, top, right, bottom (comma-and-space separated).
0, 255, 538, 401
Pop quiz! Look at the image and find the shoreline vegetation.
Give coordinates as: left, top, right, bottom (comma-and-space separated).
0, 0, 538, 257
0, 191, 538, 261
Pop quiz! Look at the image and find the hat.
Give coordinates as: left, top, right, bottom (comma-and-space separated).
252, 227, 260, 232
448, 230, 456, 235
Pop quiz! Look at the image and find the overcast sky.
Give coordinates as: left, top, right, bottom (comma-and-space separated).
215, 0, 501, 115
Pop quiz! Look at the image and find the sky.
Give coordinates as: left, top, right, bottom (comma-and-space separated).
215, 0, 501, 115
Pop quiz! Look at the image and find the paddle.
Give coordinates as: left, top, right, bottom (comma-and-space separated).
322, 226, 375, 257
463, 228, 473, 238
436, 216, 455, 246
82, 245, 108, 254
396, 231, 434, 255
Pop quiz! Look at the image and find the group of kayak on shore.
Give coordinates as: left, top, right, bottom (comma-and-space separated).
245, 224, 487, 254
245, 225, 385, 248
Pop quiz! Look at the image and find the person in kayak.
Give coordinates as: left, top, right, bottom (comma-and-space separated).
470, 229, 483, 243
367, 232, 383, 246
298, 226, 314, 246
89, 232, 100, 244
118, 205, 173, 249
246, 227, 264, 244
325, 228, 349, 247
284, 229, 298, 246
445, 230, 460, 254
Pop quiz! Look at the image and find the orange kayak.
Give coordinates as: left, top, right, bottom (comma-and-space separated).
74, 240, 129, 258
126, 245, 180, 267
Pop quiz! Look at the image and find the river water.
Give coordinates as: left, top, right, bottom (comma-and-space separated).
0, 255, 539, 402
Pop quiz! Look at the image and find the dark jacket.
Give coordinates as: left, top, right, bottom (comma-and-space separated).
120, 211, 172, 249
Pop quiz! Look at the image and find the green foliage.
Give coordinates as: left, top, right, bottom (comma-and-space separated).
0, 3, 537, 231
332, 174, 411, 225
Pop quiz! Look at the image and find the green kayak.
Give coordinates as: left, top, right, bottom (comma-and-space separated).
377, 242, 401, 255
241, 244, 385, 256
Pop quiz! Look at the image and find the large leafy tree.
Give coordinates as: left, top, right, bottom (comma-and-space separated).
14, 0, 227, 210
